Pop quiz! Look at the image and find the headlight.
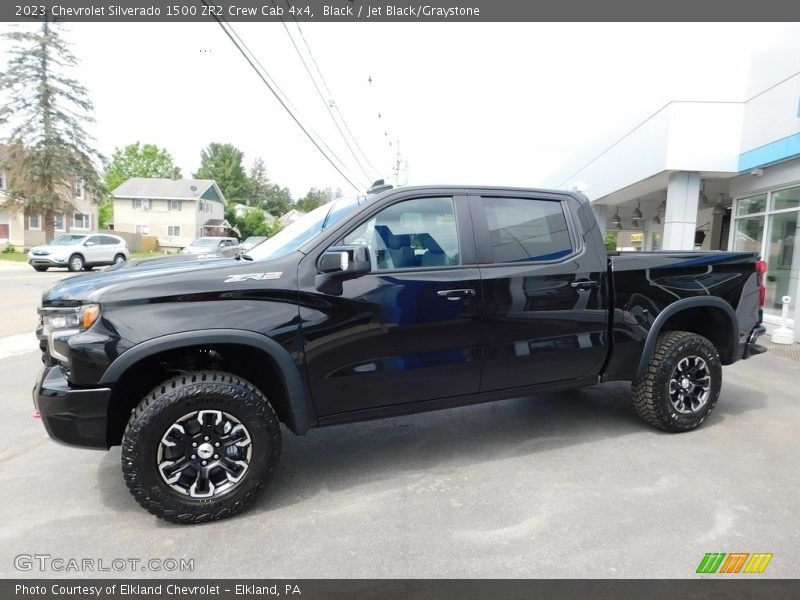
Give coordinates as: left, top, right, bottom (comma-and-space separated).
40, 304, 101, 363
44, 304, 101, 331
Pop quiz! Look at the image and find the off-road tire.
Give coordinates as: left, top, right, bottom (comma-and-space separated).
631, 331, 722, 432
68, 254, 84, 272
33, 265, 48, 272
121, 371, 282, 524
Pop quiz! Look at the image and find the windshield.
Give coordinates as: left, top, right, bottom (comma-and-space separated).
50, 235, 86, 246
189, 238, 219, 247
248, 197, 362, 261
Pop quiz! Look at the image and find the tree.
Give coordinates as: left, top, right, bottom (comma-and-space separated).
104, 142, 181, 192
245, 157, 293, 216
297, 187, 337, 212
223, 203, 281, 240
604, 230, 618, 251
262, 184, 293, 217
246, 157, 269, 207
0, 22, 102, 242
194, 143, 248, 205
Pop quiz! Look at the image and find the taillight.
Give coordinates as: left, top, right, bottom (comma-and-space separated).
756, 260, 767, 307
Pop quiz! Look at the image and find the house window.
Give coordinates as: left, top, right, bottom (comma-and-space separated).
136, 224, 149, 235
75, 178, 85, 199
73, 213, 90, 230
168, 200, 182, 211
168, 225, 181, 237
53, 213, 65, 231
28, 214, 41, 230
132, 198, 152, 210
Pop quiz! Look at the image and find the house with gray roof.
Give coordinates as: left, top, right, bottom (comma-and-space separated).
111, 177, 231, 249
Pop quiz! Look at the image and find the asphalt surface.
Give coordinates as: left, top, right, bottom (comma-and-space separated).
0, 260, 798, 578
0, 261, 67, 338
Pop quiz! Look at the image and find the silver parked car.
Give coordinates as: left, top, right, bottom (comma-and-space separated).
28, 234, 129, 272
181, 237, 240, 258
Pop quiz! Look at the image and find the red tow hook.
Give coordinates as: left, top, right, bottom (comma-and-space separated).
32, 410, 41, 419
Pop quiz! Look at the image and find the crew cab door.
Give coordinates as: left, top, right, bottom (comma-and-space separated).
469, 192, 608, 390
298, 193, 483, 418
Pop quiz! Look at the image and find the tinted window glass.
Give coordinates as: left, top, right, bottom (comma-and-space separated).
481, 197, 572, 263
100, 236, 119, 245
343, 197, 459, 270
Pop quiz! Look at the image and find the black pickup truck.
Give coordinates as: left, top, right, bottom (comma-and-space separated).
33, 184, 767, 523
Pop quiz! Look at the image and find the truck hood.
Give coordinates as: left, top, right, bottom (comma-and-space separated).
41, 253, 294, 306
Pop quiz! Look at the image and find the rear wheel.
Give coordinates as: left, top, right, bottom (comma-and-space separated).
32, 265, 48, 272
68, 254, 84, 272
121, 371, 281, 524
113, 253, 126, 264
631, 331, 722, 432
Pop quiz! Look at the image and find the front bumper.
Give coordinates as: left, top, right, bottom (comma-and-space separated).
28, 256, 68, 267
32, 364, 111, 449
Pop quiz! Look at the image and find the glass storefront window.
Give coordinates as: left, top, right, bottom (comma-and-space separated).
771, 185, 800, 211
732, 215, 765, 253
735, 194, 767, 216
765, 211, 798, 316
734, 185, 800, 319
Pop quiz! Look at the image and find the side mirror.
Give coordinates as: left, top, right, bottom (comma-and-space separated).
315, 245, 371, 294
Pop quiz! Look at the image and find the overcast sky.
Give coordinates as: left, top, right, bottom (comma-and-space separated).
1, 22, 795, 199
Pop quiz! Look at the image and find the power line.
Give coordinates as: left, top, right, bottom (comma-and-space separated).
222, 22, 365, 189
273, 8, 372, 184
275, 1, 377, 184
201, 0, 364, 192
284, 2, 384, 178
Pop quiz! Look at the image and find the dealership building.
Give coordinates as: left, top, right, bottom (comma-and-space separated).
545, 30, 800, 337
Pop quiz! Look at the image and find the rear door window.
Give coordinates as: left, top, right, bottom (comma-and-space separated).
480, 197, 573, 263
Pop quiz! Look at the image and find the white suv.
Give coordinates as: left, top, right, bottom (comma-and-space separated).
28, 234, 130, 272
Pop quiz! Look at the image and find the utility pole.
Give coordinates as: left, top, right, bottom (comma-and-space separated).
392, 140, 408, 186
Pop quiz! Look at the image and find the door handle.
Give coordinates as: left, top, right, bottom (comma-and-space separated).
437, 288, 476, 300
570, 280, 598, 290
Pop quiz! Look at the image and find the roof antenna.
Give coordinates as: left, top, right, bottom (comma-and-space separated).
367, 179, 392, 194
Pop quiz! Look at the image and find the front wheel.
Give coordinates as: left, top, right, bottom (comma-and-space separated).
68, 254, 84, 272
121, 371, 282, 524
631, 331, 722, 432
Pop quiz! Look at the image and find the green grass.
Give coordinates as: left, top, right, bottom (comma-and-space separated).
0, 250, 28, 262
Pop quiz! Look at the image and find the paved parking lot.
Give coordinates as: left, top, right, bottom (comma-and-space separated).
0, 262, 798, 578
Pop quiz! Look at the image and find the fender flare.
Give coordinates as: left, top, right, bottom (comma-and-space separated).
635, 297, 739, 379
100, 329, 313, 434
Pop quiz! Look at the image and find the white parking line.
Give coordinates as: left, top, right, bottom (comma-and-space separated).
0, 333, 38, 360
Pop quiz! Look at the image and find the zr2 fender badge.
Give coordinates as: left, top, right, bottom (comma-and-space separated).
224, 272, 283, 283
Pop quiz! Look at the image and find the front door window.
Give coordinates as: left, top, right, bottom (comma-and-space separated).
342, 196, 460, 270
